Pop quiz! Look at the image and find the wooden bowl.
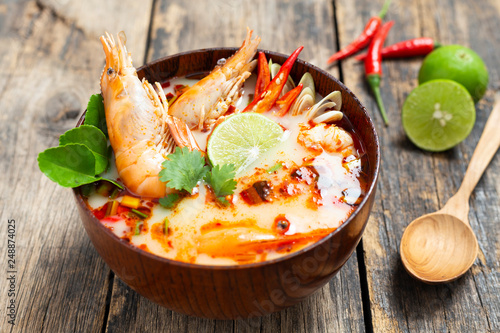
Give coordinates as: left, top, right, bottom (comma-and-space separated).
74, 48, 380, 319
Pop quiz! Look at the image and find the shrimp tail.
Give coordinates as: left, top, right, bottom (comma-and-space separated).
166, 115, 203, 152
221, 28, 260, 80
168, 28, 261, 129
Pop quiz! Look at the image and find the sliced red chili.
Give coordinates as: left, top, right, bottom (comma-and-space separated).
243, 46, 303, 113
275, 84, 303, 117
93, 203, 109, 220
254, 52, 270, 99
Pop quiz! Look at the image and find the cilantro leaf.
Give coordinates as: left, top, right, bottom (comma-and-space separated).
159, 193, 180, 209
59, 125, 108, 174
84, 94, 108, 137
216, 197, 230, 206
159, 147, 209, 193
204, 164, 237, 199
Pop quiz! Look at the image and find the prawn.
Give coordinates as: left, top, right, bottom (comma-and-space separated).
169, 28, 260, 130
100, 32, 199, 198
196, 223, 334, 263
297, 123, 357, 157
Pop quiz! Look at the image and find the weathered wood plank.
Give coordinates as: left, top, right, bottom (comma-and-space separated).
0, 0, 152, 331
146, 0, 339, 77
103, 0, 365, 332
337, 0, 500, 331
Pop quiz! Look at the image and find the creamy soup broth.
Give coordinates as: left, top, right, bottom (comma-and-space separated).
82, 74, 368, 265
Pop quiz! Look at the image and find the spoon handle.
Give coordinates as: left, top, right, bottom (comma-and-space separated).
442, 97, 500, 219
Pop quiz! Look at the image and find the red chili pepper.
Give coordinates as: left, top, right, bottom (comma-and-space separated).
254, 52, 270, 99
355, 37, 440, 61
326, 0, 391, 64
365, 20, 394, 126
275, 84, 303, 117
244, 46, 303, 113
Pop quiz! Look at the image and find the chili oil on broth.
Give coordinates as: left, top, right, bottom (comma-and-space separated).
83, 75, 367, 266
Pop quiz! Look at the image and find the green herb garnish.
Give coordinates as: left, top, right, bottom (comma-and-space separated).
110, 188, 120, 199
131, 209, 149, 219
159, 147, 209, 193
164, 218, 169, 234
158, 149, 238, 206
84, 94, 108, 137
38, 144, 120, 188
96, 181, 113, 196
134, 221, 143, 235
59, 125, 109, 174
204, 164, 237, 204
159, 193, 180, 209
37, 94, 122, 189
266, 162, 283, 174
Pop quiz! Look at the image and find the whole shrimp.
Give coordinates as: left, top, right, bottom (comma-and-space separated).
100, 32, 199, 198
169, 28, 260, 129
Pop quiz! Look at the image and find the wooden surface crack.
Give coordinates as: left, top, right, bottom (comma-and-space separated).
39, 293, 53, 333
356, 241, 374, 333
143, 0, 158, 65
471, 274, 491, 331
330, 0, 344, 80
101, 270, 115, 333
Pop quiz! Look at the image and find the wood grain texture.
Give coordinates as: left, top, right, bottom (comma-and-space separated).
0, 0, 152, 331
146, 0, 339, 78
337, 0, 500, 331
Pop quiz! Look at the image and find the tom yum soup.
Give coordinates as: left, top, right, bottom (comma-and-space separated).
80, 30, 369, 265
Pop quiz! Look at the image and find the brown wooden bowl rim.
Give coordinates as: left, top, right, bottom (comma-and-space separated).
74, 47, 380, 271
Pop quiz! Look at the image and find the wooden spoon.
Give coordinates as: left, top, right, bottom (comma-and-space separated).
400, 96, 500, 284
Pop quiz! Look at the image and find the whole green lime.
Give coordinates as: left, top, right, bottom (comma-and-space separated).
418, 45, 488, 102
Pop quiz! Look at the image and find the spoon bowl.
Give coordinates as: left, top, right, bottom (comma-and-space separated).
400, 96, 500, 284
400, 213, 478, 284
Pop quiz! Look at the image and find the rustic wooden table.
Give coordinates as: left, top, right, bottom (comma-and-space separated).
1, 0, 499, 332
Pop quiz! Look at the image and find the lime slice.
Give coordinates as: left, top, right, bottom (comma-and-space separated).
419, 45, 489, 102
207, 113, 284, 173
402, 80, 475, 152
